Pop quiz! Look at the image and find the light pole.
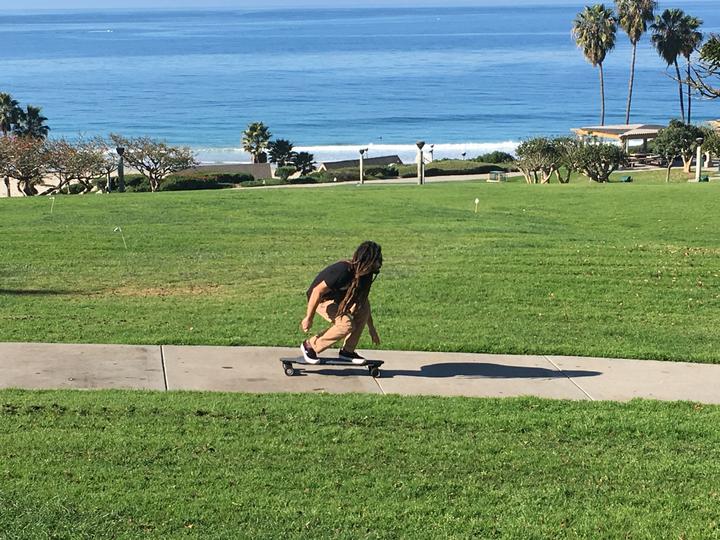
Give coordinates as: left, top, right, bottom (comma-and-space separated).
116, 146, 125, 192
461, 151, 466, 160
428, 144, 434, 163
359, 147, 368, 184
695, 137, 704, 182
416, 141, 425, 185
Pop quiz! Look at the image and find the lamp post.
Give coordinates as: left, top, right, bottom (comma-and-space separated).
428, 144, 434, 163
116, 146, 125, 192
461, 151, 466, 160
416, 141, 425, 185
695, 137, 704, 182
359, 147, 368, 184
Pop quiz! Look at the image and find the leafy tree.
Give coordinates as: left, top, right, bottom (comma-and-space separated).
242, 122, 272, 164
615, 0, 656, 124
13, 105, 50, 139
651, 120, 703, 181
575, 142, 626, 182
292, 151, 315, 176
0, 93, 20, 137
553, 137, 584, 183
572, 4, 617, 126
0, 135, 48, 196
651, 9, 691, 122
268, 138, 296, 166
700, 125, 720, 166
516, 137, 558, 184
109, 134, 198, 192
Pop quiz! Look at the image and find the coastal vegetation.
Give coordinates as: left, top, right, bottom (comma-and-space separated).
572, 4, 617, 126
2, 174, 720, 362
572, 2, 706, 126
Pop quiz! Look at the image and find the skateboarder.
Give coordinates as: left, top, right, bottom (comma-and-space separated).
300, 241, 382, 364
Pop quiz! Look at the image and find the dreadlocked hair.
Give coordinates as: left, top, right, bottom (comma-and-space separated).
337, 241, 383, 316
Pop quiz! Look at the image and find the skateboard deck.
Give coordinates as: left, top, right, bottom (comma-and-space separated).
280, 357, 384, 378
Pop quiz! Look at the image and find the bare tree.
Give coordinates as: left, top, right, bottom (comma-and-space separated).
109, 134, 198, 192
0, 136, 48, 196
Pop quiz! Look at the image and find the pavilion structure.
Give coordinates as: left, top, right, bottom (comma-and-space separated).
572, 124, 665, 153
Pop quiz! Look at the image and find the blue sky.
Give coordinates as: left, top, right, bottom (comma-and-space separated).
4, 0, 711, 10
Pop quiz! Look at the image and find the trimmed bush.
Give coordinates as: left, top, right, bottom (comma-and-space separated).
474, 151, 516, 163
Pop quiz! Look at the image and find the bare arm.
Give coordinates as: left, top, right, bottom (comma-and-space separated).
301, 281, 330, 332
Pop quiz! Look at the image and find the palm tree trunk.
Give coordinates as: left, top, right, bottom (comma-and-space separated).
674, 61, 685, 122
686, 61, 692, 124
599, 63, 605, 126
625, 43, 637, 125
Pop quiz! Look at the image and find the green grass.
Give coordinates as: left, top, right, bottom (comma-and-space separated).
1, 170, 719, 362
1, 390, 719, 538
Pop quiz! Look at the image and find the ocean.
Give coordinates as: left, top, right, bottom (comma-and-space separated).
2, 3, 719, 163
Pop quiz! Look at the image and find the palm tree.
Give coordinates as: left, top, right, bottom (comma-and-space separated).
615, 0, 656, 124
241, 122, 272, 163
268, 138, 296, 166
572, 5, 617, 126
651, 9, 689, 122
679, 14, 703, 124
0, 92, 20, 136
14, 105, 50, 139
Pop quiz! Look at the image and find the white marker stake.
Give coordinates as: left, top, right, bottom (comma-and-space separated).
474, 198, 479, 213
50, 196, 55, 214
113, 226, 128, 250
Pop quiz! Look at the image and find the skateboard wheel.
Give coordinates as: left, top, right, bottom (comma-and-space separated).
369, 366, 380, 378
283, 363, 295, 377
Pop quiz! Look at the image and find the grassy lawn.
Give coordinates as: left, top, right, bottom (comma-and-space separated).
1, 170, 719, 362
1, 390, 719, 538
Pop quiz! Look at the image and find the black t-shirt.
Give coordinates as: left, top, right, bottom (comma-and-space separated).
307, 260, 372, 304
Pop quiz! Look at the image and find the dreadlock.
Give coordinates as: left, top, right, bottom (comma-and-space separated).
337, 241, 383, 316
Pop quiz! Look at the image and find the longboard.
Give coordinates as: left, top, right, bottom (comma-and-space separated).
280, 357, 384, 378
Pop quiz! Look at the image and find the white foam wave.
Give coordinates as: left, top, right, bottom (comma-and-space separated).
193, 141, 519, 164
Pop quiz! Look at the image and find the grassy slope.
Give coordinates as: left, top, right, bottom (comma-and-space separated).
1, 171, 719, 362
1, 390, 719, 539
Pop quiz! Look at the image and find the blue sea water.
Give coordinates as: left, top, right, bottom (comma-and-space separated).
2, 3, 719, 162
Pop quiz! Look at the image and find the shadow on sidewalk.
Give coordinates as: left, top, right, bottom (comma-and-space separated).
304, 362, 601, 379
382, 362, 601, 379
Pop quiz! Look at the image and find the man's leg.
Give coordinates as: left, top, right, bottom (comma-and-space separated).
308, 301, 354, 354
341, 301, 370, 353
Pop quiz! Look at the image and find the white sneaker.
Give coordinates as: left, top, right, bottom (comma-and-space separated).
300, 341, 321, 364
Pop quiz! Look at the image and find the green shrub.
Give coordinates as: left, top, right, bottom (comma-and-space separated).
275, 166, 296, 182
172, 171, 255, 183
474, 151, 516, 163
289, 176, 317, 185
159, 176, 229, 192
123, 175, 151, 192
398, 161, 506, 178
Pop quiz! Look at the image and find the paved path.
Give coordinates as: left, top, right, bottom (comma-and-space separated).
2, 343, 719, 403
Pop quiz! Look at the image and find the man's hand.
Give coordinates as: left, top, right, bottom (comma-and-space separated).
369, 326, 381, 345
300, 316, 313, 333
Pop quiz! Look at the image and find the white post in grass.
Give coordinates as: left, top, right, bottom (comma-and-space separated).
49, 196, 55, 214
416, 140, 425, 185
474, 197, 479, 213
695, 137, 704, 182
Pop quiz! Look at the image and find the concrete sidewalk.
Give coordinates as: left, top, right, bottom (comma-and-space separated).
1, 342, 719, 403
